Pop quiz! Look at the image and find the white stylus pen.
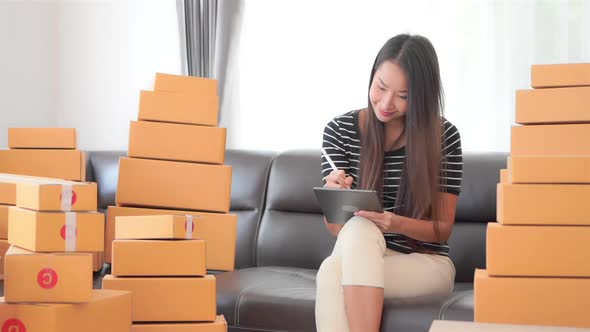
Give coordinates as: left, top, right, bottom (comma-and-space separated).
321, 147, 339, 171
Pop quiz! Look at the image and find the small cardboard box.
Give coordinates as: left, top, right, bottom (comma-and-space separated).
8, 207, 104, 252
155, 72, 218, 96
102, 274, 216, 322
106, 206, 237, 270
474, 269, 590, 328
0, 290, 132, 332
128, 120, 226, 164
497, 183, 590, 225
17, 181, 97, 212
112, 240, 206, 277
0, 173, 68, 205
138, 90, 219, 127
487, 223, 590, 277
4, 246, 92, 303
531, 63, 590, 88
116, 157, 232, 213
511, 124, 590, 156
429, 320, 587, 332
0, 150, 86, 181
508, 156, 590, 184
8, 128, 77, 149
0, 204, 9, 238
516, 87, 590, 124
132, 315, 227, 332
115, 215, 194, 239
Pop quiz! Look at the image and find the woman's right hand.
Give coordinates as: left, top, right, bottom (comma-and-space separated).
324, 170, 353, 189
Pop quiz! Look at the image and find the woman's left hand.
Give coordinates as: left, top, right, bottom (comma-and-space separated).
354, 210, 403, 234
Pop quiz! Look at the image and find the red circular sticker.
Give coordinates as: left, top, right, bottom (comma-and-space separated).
185, 220, 194, 233
59, 190, 78, 207
2, 319, 26, 332
59, 225, 77, 240
37, 268, 58, 289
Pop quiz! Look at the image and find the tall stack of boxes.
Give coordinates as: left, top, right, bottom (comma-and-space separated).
475, 63, 590, 328
103, 73, 235, 331
0, 128, 103, 276
0, 176, 132, 331
105, 214, 227, 331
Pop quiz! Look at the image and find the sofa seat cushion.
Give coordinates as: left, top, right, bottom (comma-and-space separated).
439, 288, 474, 322
217, 267, 474, 332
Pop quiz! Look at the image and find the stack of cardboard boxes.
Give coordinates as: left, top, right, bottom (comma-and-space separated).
475, 63, 590, 328
0, 128, 104, 277
0, 176, 132, 331
0, 128, 86, 181
105, 214, 226, 330
103, 73, 235, 331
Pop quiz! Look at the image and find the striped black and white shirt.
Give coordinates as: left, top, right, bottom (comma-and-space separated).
321, 109, 463, 256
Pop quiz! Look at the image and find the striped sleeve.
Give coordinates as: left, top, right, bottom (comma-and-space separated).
321, 118, 350, 184
440, 120, 463, 195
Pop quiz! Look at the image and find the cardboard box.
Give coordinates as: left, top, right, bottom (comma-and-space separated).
511, 124, 590, 156
112, 240, 206, 277
0, 290, 132, 332
0, 150, 86, 181
0, 239, 10, 277
106, 206, 237, 270
8, 207, 104, 252
475, 269, 590, 328
516, 87, 590, 124
116, 157, 232, 213
429, 320, 589, 332
17, 181, 97, 212
487, 223, 590, 277
0, 173, 68, 205
509, 156, 590, 184
128, 120, 226, 164
102, 275, 216, 322
138, 90, 218, 126
155, 72, 218, 96
0, 204, 8, 238
497, 183, 590, 225
8, 128, 77, 149
132, 315, 227, 332
531, 63, 590, 88
499, 169, 509, 184
4, 246, 92, 303
115, 214, 195, 239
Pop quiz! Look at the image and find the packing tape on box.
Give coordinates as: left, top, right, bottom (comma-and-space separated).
65, 212, 77, 251
61, 184, 73, 211
185, 215, 193, 239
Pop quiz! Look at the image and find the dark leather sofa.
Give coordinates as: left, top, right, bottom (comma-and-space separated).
86, 149, 508, 332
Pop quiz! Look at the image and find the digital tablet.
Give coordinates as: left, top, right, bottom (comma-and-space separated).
313, 187, 384, 224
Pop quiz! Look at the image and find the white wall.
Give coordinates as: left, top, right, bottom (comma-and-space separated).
226, 0, 590, 152
0, 1, 57, 148
56, 0, 182, 150
0, 0, 181, 150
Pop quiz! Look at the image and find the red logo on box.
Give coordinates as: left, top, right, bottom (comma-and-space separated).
60, 225, 77, 240
59, 190, 78, 206
2, 318, 27, 332
37, 268, 58, 289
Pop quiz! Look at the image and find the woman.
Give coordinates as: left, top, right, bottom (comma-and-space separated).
316, 34, 463, 332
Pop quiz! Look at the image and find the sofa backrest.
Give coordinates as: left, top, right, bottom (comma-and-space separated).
255, 150, 508, 282
86, 149, 275, 270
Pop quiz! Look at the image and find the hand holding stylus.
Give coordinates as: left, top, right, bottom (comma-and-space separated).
321, 148, 353, 190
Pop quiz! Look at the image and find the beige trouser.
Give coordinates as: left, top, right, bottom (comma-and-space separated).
315, 216, 456, 332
